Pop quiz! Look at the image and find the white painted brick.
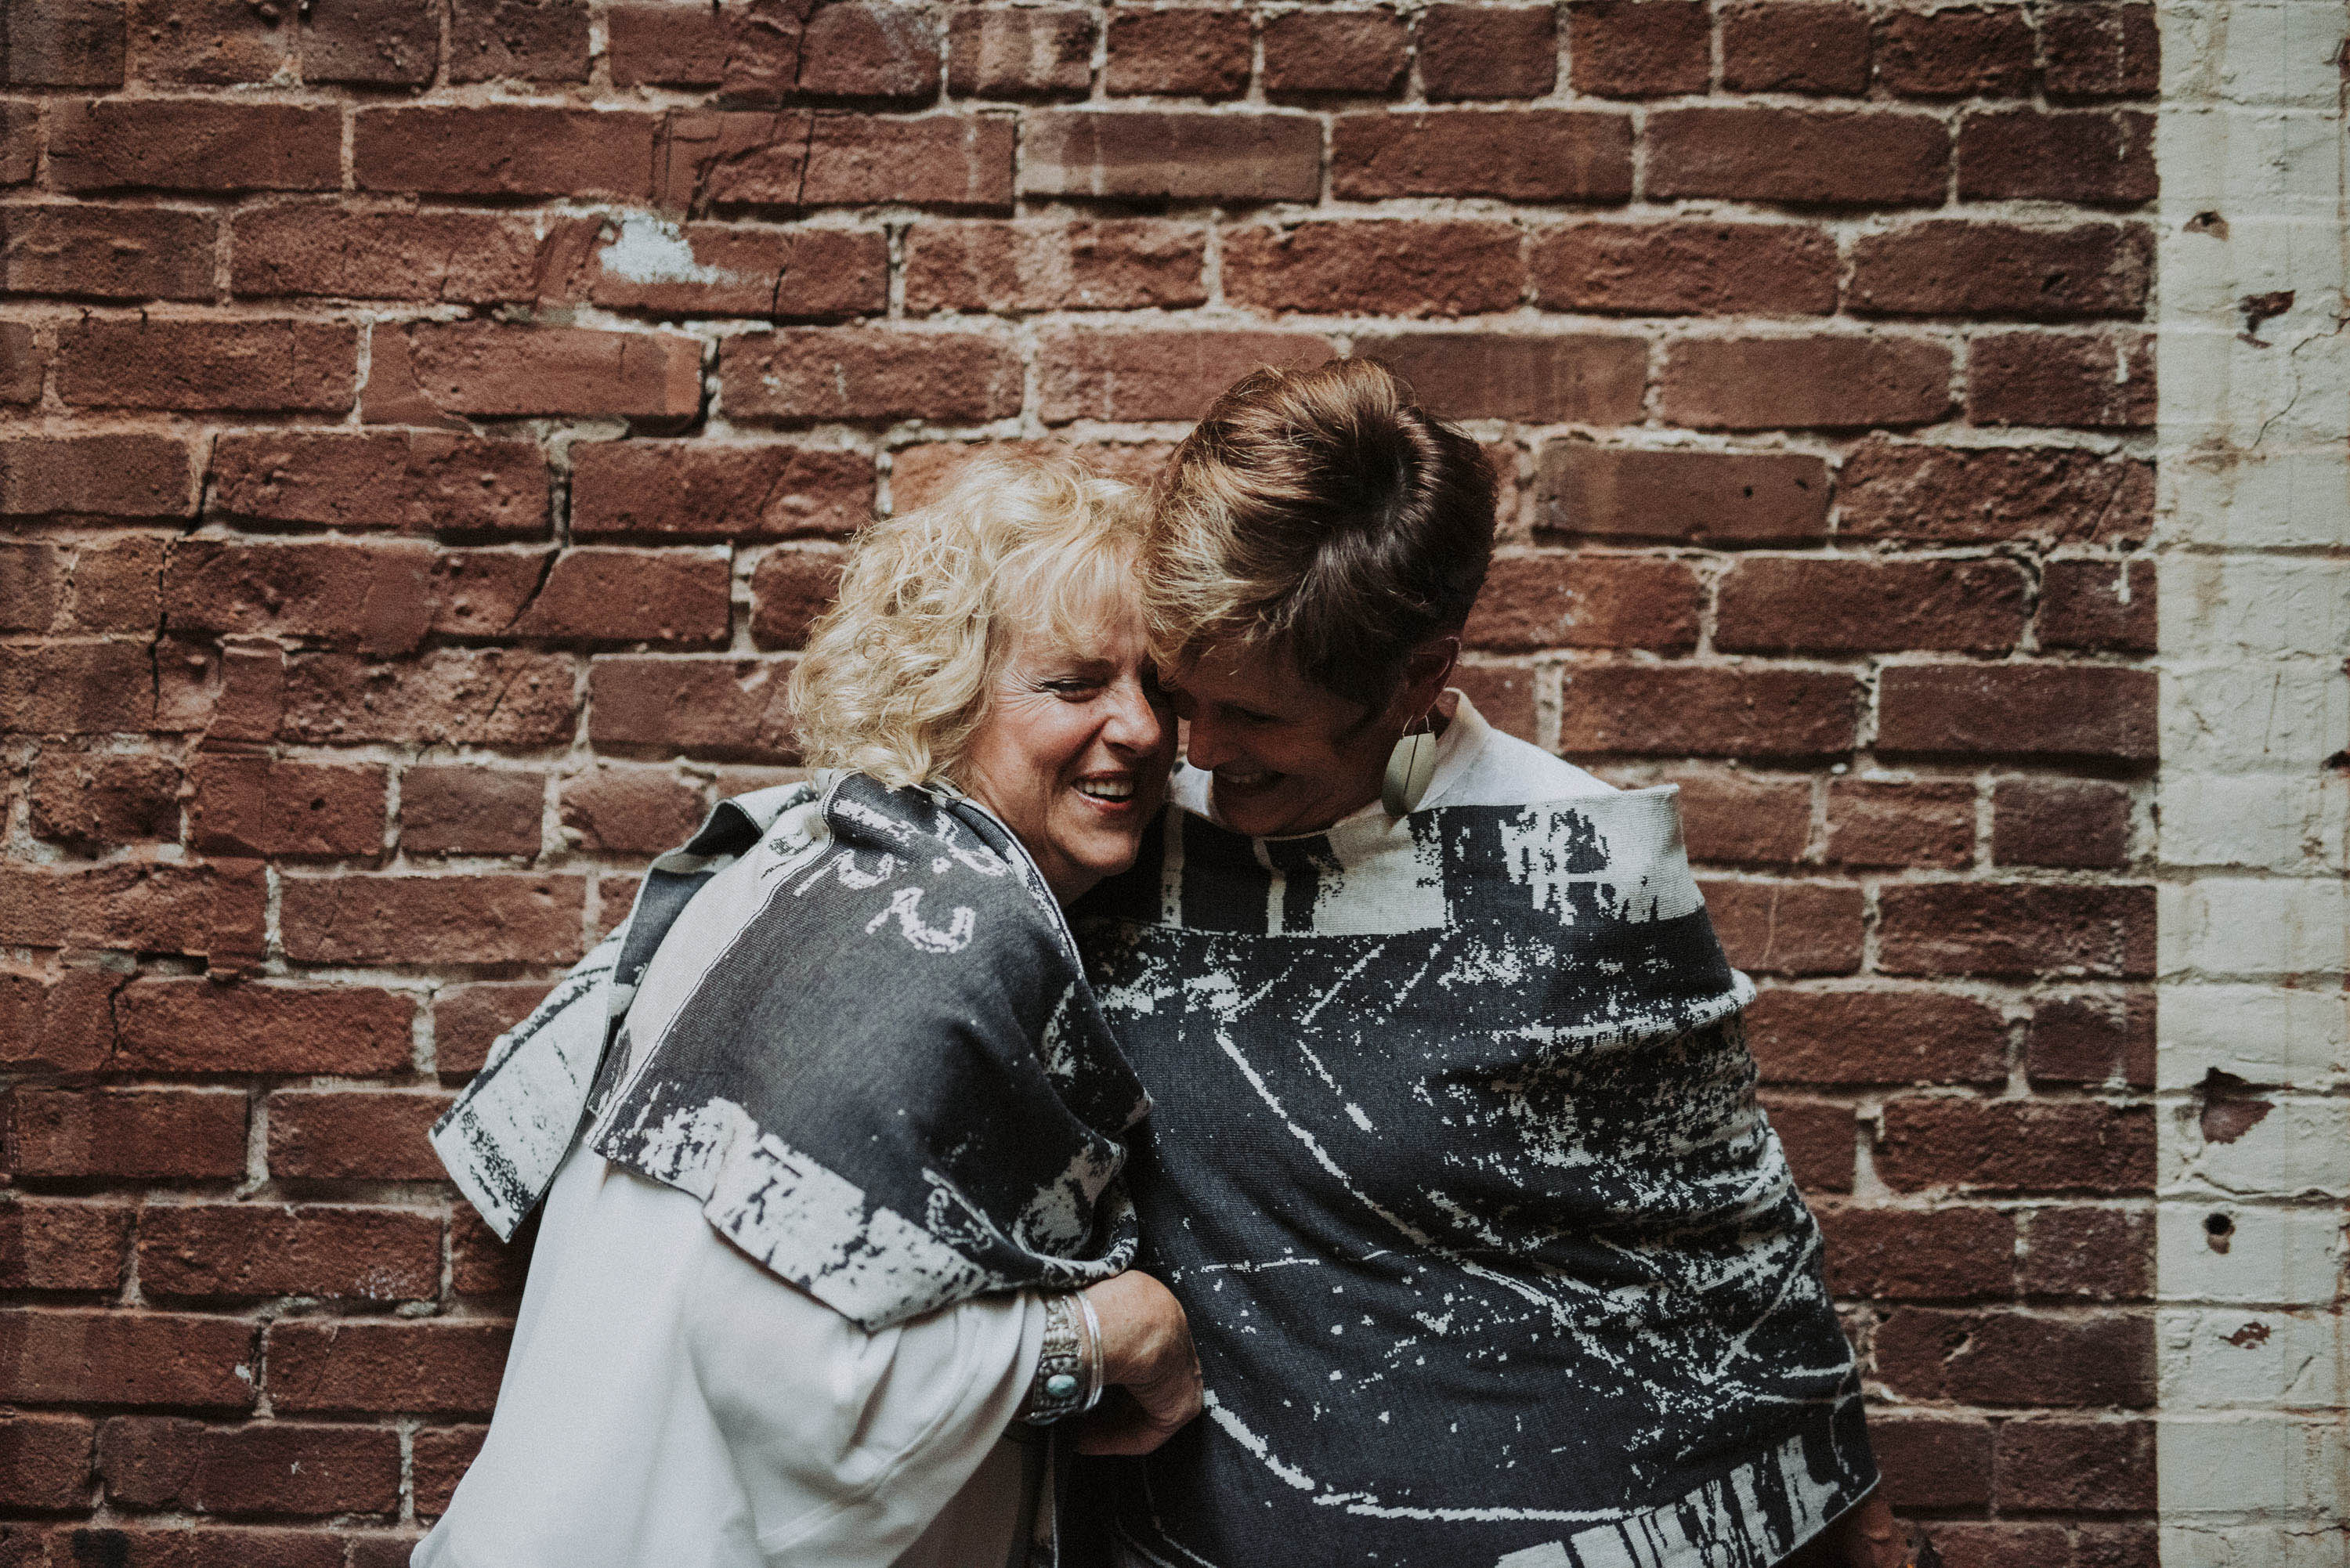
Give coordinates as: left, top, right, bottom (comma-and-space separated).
2158, 445, 2350, 551
2159, 982, 2350, 1089
2162, 663, 2350, 772
2164, 0, 2350, 107
2158, 105, 2350, 211
2159, 878, 2350, 978
2160, 213, 2349, 326
2160, 557, 2350, 658
2157, 1202, 2348, 1306
2160, 1307, 2348, 1408
2161, 1521, 2350, 1568
2157, 1414, 2350, 1514
2157, 323, 2350, 447
2159, 770, 2350, 872
2171, 1098, 2350, 1197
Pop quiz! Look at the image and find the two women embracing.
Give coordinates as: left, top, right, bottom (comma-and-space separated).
416, 359, 1900, 1568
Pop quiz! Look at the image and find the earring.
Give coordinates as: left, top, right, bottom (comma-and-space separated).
1382, 723, 1438, 817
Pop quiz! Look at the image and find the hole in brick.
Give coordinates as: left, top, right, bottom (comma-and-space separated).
309, 797, 327, 811
2204, 1211, 2233, 1253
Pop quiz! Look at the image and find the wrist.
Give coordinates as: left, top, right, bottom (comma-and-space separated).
1021, 1290, 1103, 1425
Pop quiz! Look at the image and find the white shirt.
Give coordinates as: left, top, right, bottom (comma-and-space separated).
414, 1143, 1045, 1568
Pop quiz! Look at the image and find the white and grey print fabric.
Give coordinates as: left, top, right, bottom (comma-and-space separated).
431, 772, 1150, 1331
1069, 787, 1875, 1568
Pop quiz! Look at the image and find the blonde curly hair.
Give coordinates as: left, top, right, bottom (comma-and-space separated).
790, 450, 1148, 789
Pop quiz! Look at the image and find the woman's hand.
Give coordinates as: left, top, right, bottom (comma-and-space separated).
1834, 1493, 1908, 1568
1072, 1271, 1203, 1456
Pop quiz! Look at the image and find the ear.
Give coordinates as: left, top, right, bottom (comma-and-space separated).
1386, 635, 1460, 728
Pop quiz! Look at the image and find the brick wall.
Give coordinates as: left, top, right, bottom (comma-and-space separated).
0, 1, 2175, 1560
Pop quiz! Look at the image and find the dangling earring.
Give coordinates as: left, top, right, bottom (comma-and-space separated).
1382, 721, 1438, 817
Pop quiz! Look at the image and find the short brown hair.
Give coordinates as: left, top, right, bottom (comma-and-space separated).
1146, 357, 1496, 710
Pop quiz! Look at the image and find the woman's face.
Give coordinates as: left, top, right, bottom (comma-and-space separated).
1168, 642, 1406, 839
960, 603, 1176, 905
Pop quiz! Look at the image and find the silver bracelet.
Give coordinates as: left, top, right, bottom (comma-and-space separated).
1022, 1292, 1094, 1425
1075, 1288, 1105, 1414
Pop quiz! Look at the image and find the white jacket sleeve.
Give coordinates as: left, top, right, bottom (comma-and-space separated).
683, 1219, 1048, 1566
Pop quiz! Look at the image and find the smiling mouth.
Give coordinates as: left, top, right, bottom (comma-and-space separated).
1075, 778, 1136, 801
1215, 768, 1274, 789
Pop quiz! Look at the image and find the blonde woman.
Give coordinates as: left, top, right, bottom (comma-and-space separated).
418, 453, 1200, 1568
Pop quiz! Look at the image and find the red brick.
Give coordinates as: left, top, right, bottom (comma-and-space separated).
570, 442, 873, 540
1536, 446, 1828, 546
396, 322, 700, 421
2026, 992, 2153, 1088
593, 222, 883, 321
1839, 439, 2153, 548
229, 207, 580, 306
605, 2, 726, 85
1566, 0, 1706, 96
2, 101, 34, 183
0, 318, 34, 403
948, 8, 1094, 98
99, 1414, 400, 1515
0, 1310, 255, 1409
127, 0, 288, 83
1819, 1205, 2016, 1300
1875, 1307, 2154, 1407
28, 752, 180, 849
1995, 779, 2134, 871
1719, 2, 1870, 95
114, 977, 411, 1075
749, 547, 846, 651
667, 111, 1016, 211
2038, 558, 2155, 652
264, 1090, 450, 1181
0, 542, 65, 632
1225, 220, 1522, 319
1661, 335, 1951, 430
5, 1088, 246, 1180
1263, 9, 1405, 96
558, 767, 706, 858
412, 1425, 487, 1518
1531, 221, 1835, 317
1876, 1098, 2154, 1194
1699, 879, 1863, 976
1995, 1418, 2153, 1511
1647, 108, 1948, 207
1449, 663, 1537, 742
1561, 666, 1860, 759
1332, 109, 1633, 201
302, 0, 439, 85
1880, 883, 2154, 979
1023, 109, 1321, 203
0, 1411, 93, 1508
720, 326, 1019, 426
0, 1198, 132, 1292
56, 537, 168, 632
56, 319, 356, 414
184, 757, 387, 861
2043, 5, 2159, 101
1748, 986, 2006, 1086
588, 655, 799, 763
1723, 558, 2026, 656
0, 435, 191, 522
906, 219, 1205, 316
505, 547, 731, 647
450, 1208, 533, 1298
208, 432, 548, 538
136, 1205, 439, 1304
1354, 333, 1645, 425
280, 650, 579, 749
0, 641, 156, 735
1958, 110, 2156, 206
49, 1524, 352, 1568
2021, 1205, 2152, 1299
1821, 779, 1977, 869
1037, 327, 1334, 424
49, 99, 339, 193
397, 765, 545, 857
432, 982, 547, 1079
1874, 5, 2036, 98
1105, 6, 1249, 98
1878, 665, 2157, 766
1671, 770, 1812, 865
161, 539, 432, 654
1759, 1094, 1853, 1193
6, 0, 127, 85
889, 439, 1175, 511
1853, 221, 2153, 322
1421, 4, 1558, 99
0, 859, 265, 967
355, 105, 659, 199
448, 0, 588, 81
1970, 331, 2153, 429
1465, 555, 1700, 653
796, 2, 938, 99
1867, 1415, 1994, 1509
0, 205, 214, 301
280, 874, 586, 966
266, 1320, 512, 1416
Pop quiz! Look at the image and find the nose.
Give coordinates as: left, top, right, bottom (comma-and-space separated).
1101, 672, 1169, 758
1180, 707, 1236, 772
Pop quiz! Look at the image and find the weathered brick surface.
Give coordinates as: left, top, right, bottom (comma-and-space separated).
0, 6, 2164, 1546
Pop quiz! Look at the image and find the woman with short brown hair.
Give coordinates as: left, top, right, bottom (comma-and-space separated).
1070, 359, 1894, 1568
